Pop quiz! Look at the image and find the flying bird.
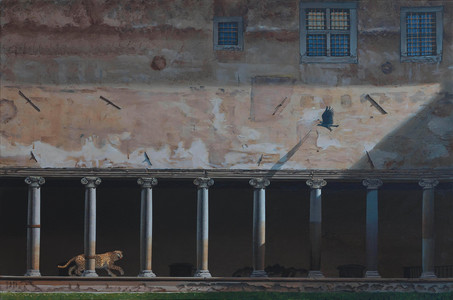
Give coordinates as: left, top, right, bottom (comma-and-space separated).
317, 106, 339, 131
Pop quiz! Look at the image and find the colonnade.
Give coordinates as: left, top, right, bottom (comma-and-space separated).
22, 176, 439, 278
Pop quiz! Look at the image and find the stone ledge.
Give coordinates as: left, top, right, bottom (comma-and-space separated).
1, 168, 453, 181
1, 277, 453, 293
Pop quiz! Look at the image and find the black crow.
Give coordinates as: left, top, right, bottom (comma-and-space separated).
317, 106, 339, 131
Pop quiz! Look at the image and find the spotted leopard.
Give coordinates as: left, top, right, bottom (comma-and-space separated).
58, 250, 124, 276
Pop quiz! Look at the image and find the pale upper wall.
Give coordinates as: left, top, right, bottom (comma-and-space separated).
1, 0, 452, 170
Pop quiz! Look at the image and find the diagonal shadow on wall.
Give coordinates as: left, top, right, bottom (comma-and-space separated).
351, 86, 453, 170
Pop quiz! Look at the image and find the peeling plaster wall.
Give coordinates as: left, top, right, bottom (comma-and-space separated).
1, 0, 452, 170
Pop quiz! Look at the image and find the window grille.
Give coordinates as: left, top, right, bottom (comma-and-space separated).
306, 9, 326, 30
406, 12, 436, 56
213, 17, 243, 51
330, 9, 350, 30
307, 34, 327, 56
401, 7, 443, 63
331, 34, 350, 57
218, 22, 239, 46
300, 2, 357, 63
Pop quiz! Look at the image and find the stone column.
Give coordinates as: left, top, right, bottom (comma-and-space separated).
249, 177, 270, 277
193, 177, 214, 277
363, 178, 383, 278
419, 179, 439, 279
306, 178, 326, 278
24, 176, 45, 277
137, 177, 158, 277
81, 177, 101, 277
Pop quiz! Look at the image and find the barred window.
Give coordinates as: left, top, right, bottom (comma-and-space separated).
401, 7, 443, 62
213, 17, 243, 51
218, 22, 239, 46
300, 2, 357, 63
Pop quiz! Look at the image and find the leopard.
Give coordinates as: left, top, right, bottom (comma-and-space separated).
58, 250, 124, 276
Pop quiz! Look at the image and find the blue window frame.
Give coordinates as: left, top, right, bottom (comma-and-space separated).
213, 17, 243, 51
300, 2, 357, 63
400, 7, 443, 62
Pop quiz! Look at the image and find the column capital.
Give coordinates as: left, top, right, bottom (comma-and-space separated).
419, 179, 439, 189
193, 177, 214, 189
249, 177, 270, 189
363, 178, 383, 189
81, 177, 101, 188
306, 178, 327, 189
137, 177, 158, 188
25, 176, 45, 187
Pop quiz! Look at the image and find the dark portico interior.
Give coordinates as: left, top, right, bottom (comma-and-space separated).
1, 178, 452, 278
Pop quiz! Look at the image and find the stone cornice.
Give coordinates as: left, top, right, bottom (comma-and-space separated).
1, 168, 452, 182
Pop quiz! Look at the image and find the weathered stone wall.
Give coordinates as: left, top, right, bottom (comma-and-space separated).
1, 0, 452, 170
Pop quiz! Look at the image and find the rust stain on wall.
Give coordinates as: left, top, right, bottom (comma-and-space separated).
0, 99, 17, 123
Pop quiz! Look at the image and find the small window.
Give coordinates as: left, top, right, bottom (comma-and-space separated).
213, 17, 243, 51
400, 7, 443, 63
300, 2, 357, 63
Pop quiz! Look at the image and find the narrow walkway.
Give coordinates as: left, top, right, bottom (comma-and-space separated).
1, 276, 452, 293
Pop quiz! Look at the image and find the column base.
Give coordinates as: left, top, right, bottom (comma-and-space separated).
82, 270, 99, 277
308, 270, 324, 278
138, 270, 156, 277
251, 270, 268, 277
24, 269, 41, 277
194, 270, 211, 278
420, 271, 437, 279
365, 270, 381, 278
